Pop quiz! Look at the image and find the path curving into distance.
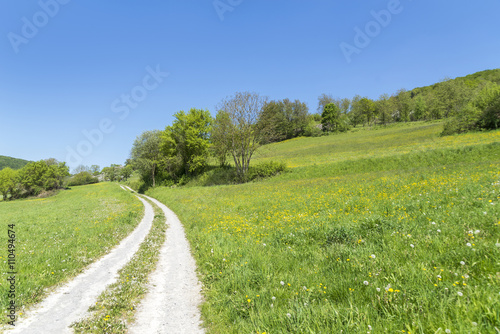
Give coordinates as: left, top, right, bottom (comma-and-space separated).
10, 191, 154, 334
125, 187, 204, 334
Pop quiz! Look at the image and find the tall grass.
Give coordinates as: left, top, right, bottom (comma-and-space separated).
147, 124, 500, 333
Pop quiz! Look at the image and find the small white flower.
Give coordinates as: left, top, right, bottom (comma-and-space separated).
437, 275, 442, 279
370, 254, 376, 259
263, 243, 266, 246
272, 296, 276, 300
457, 291, 463, 296
437, 229, 441, 233
376, 288, 381, 292
280, 281, 285, 286
431, 221, 436, 225
466, 243, 472, 247
460, 261, 465, 265
223, 258, 226, 261
363, 281, 369, 285
410, 244, 415, 248
286, 313, 291, 318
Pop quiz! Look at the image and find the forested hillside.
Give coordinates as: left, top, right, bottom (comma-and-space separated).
0, 155, 30, 170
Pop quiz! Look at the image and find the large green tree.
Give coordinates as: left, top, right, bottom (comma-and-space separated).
376, 94, 393, 126
258, 99, 309, 142
0, 168, 17, 200
18, 160, 69, 196
211, 110, 232, 167
130, 130, 162, 187
161, 108, 212, 176
321, 103, 342, 132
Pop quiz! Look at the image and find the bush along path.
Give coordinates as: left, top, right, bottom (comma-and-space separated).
9, 191, 155, 333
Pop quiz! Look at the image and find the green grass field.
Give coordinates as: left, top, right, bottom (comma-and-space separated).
147, 122, 500, 333
0, 183, 143, 321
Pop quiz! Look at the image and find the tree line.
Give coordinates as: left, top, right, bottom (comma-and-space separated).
0, 159, 69, 200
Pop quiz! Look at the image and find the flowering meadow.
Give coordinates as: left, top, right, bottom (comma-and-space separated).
148, 123, 500, 333
0, 183, 142, 323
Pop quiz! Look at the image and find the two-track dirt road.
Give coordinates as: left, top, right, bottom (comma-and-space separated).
8, 187, 204, 333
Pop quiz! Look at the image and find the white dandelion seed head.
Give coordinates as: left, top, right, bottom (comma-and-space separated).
280, 281, 285, 286
370, 254, 376, 259
464, 274, 469, 279
471, 322, 477, 326
211, 249, 214, 253
270, 303, 273, 308
431, 221, 436, 225
445, 329, 451, 334
437, 275, 441, 279
368, 325, 372, 330
460, 261, 465, 265
474, 230, 480, 234
496, 243, 500, 248
376, 288, 381, 292
437, 229, 441, 233
457, 291, 463, 296
466, 243, 472, 247
223, 258, 226, 261
286, 313, 291, 318
272, 296, 276, 300
410, 244, 415, 248
303, 286, 307, 290
363, 281, 369, 285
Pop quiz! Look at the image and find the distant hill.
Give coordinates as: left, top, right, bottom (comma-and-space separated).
0, 155, 30, 170
410, 68, 500, 97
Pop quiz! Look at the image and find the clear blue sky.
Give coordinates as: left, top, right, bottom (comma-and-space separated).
1, 0, 499, 171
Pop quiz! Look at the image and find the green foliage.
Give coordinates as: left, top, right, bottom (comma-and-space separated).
248, 160, 288, 180
162, 108, 212, 177
67, 171, 99, 186
258, 99, 309, 142
0, 167, 18, 200
130, 130, 163, 187
442, 82, 500, 135
358, 97, 377, 126
321, 103, 342, 132
0, 155, 30, 170
211, 110, 232, 167
18, 160, 69, 196
479, 93, 500, 129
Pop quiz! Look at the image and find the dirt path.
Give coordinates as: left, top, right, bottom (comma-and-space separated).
127, 192, 204, 334
9, 194, 155, 334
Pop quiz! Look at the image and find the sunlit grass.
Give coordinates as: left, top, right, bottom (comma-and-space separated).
148, 123, 500, 333
0, 183, 143, 322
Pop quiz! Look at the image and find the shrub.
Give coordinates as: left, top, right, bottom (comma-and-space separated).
248, 161, 288, 180
67, 171, 99, 186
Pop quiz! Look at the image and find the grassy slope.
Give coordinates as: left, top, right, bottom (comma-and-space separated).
148, 122, 500, 333
0, 183, 143, 322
